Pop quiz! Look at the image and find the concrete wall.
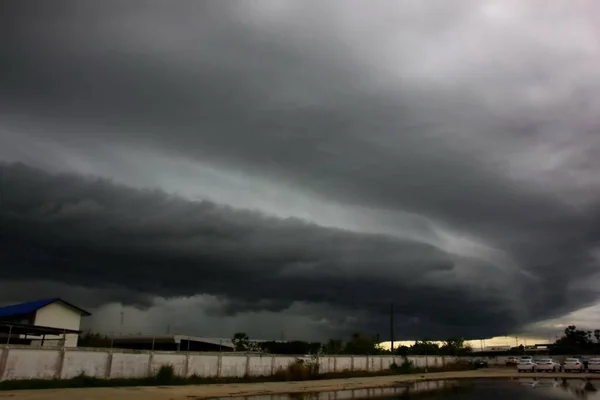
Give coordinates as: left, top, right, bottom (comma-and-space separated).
0, 345, 457, 382
32, 302, 83, 347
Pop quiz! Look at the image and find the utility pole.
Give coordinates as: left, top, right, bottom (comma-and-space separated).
120, 310, 124, 335
0, 166, 4, 208
390, 303, 394, 354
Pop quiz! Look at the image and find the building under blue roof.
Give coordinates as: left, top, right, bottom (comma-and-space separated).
0, 298, 91, 318
0, 298, 91, 347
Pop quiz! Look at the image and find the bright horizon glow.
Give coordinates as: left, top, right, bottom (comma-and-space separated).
379, 336, 552, 351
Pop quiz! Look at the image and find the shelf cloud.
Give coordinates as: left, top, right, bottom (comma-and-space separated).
2, 0, 600, 340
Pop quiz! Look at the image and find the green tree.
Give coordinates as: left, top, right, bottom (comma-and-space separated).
553, 325, 593, 354
343, 333, 381, 355
409, 340, 440, 355
321, 339, 344, 354
232, 332, 250, 351
395, 345, 410, 356
561, 325, 592, 346
440, 338, 473, 356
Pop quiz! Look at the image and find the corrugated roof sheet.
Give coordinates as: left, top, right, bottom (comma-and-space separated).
0, 298, 91, 317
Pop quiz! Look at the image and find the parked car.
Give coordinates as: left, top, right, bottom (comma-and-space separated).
563, 357, 585, 372
517, 358, 537, 372
506, 356, 520, 366
470, 357, 488, 368
535, 358, 561, 372
587, 357, 600, 372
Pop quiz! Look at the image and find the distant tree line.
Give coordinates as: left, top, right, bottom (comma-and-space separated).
77, 325, 600, 356
449, 325, 600, 357
550, 325, 600, 354
77, 330, 473, 356
232, 332, 473, 356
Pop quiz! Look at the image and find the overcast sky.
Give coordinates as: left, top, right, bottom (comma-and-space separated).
1, 0, 600, 342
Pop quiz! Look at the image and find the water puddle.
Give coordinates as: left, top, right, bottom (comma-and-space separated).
202, 379, 600, 400
515, 378, 600, 398
204, 380, 459, 400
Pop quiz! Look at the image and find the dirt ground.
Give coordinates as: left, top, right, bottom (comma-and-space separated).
0, 368, 584, 400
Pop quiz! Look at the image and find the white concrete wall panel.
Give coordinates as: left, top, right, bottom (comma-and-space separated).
272, 356, 296, 373
380, 356, 395, 370
318, 356, 335, 374
368, 355, 382, 371
3, 348, 61, 380
188, 354, 219, 378
353, 356, 367, 371
247, 355, 272, 376
220, 355, 248, 378
109, 352, 150, 379
408, 356, 424, 368
61, 350, 108, 379
151, 353, 187, 377
334, 356, 353, 372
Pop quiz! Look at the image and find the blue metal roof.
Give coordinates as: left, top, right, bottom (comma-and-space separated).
0, 298, 91, 317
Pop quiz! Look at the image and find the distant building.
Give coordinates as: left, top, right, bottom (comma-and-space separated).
107, 335, 235, 351
0, 298, 91, 347
482, 346, 512, 352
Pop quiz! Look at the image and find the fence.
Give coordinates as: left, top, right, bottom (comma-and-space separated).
0, 345, 456, 381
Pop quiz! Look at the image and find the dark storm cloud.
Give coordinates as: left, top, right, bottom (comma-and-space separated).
1, 0, 600, 339
0, 163, 515, 338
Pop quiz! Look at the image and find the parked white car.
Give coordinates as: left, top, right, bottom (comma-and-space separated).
506, 356, 520, 366
535, 358, 561, 372
563, 358, 585, 372
587, 357, 600, 372
517, 359, 537, 372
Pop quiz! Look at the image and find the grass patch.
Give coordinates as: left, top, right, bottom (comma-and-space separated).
0, 362, 476, 391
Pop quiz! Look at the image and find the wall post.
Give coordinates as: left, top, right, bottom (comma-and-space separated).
184, 353, 190, 378
55, 348, 66, 379
216, 353, 223, 378
105, 351, 113, 379
244, 354, 250, 377
365, 355, 370, 371
316, 355, 320, 374
270, 355, 276, 376
350, 355, 355, 371
333, 355, 338, 372
147, 351, 154, 378
0, 347, 9, 380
